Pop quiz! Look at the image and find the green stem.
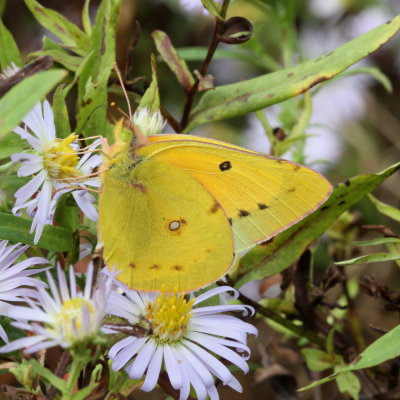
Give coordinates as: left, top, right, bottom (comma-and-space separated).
64, 357, 85, 398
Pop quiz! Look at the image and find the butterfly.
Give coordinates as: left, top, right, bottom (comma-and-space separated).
98, 127, 332, 293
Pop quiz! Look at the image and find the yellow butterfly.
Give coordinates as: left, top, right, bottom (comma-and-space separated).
98, 130, 332, 293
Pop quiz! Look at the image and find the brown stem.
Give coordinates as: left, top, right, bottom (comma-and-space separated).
45, 351, 72, 400
180, 0, 231, 130
157, 371, 196, 400
160, 105, 181, 133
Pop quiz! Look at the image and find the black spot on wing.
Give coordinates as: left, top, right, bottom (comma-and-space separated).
219, 161, 232, 171
258, 203, 269, 210
287, 187, 296, 192
129, 262, 136, 269
172, 265, 184, 271
238, 209, 251, 218
228, 218, 233, 225
210, 201, 220, 214
150, 264, 160, 270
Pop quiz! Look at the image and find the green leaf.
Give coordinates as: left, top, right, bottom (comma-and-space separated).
152, 30, 195, 92
336, 252, 400, 265
0, 134, 25, 159
352, 237, 400, 246
52, 85, 71, 138
232, 162, 400, 287
0, 212, 72, 252
24, 0, 88, 55
301, 323, 400, 391
186, 15, 400, 131
76, 0, 121, 137
337, 66, 392, 92
0, 19, 22, 69
82, 0, 92, 36
201, 0, 222, 19
301, 348, 337, 372
71, 383, 99, 400
0, 69, 67, 138
28, 359, 67, 392
368, 194, 400, 222
139, 54, 160, 114
335, 367, 360, 400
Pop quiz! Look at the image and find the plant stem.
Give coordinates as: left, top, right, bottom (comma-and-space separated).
180, 0, 231, 130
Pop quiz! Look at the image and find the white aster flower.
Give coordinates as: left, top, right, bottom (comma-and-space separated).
105, 285, 257, 400
11, 100, 102, 243
0, 240, 49, 343
132, 107, 166, 136
0, 263, 115, 353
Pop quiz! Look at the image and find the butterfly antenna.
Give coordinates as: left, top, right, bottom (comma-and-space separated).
110, 101, 131, 120
113, 62, 132, 121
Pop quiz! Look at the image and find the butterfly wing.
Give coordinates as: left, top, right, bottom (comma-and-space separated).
143, 134, 332, 252
99, 153, 234, 293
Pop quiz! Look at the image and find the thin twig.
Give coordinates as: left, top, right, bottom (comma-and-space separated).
45, 350, 72, 400
180, 0, 231, 130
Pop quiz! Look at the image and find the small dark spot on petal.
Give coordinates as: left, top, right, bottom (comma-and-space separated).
258, 203, 269, 210
238, 209, 251, 218
219, 161, 232, 171
172, 265, 184, 271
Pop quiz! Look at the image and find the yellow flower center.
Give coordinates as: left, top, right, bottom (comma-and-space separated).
144, 293, 194, 342
54, 297, 95, 344
42, 134, 80, 180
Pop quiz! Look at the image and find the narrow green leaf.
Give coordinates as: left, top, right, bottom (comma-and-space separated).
301, 323, 400, 391
232, 162, 400, 287
71, 383, 99, 400
82, 0, 92, 36
52, 85, 71, 138
139, 54, 160, 113
335, 367, 360, 400
152, 30, 195, 92
353, 237, 400, 246
301, 348, 337, 372
338, 66, 392, 92
28, 360, 67, 391
368, 194, 400, 222
187, 15, 400, 131
0, 134, 25, 159
0, 69, 67, 138
336, 252, 400, 265
0, 212, 72, 252
24, 0, 88, 55
76, 0, 121, 137
0, 19, 22, 69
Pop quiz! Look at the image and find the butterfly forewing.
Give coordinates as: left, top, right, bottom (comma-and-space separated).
144, 135, 332, 251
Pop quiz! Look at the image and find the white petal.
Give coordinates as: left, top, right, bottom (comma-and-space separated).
72, 191, 98, 221
0, 335, 45, 353
14, 170, 46, 205
141, 345, 163, 392
108, 336, 136, 359
0, 325, 8, 343
183, 360, 208, 400
163, 344, 183, 389
193, 286, 238, 305
127, 339, 156, 379
112, 337, 147, 371
179, 345, 214, 386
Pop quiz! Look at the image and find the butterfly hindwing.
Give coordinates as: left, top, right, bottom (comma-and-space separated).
99, 152, 234, 292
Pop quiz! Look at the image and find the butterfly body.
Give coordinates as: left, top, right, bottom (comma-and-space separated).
99, 134, 332, 293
